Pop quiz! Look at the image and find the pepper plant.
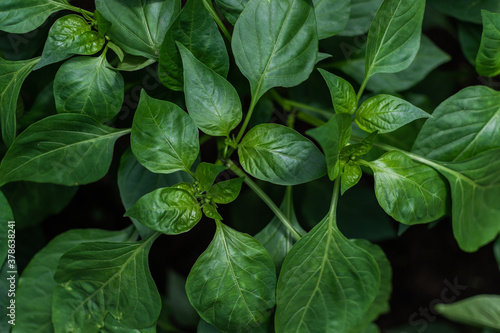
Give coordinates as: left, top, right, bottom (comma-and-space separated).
1, 0, 500, 332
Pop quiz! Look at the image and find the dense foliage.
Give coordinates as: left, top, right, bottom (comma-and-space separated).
1, 0, 500, 332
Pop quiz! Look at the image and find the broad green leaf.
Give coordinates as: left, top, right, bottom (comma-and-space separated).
0, 57, 39, 147
0, 190, 13, 268
131, 90, 199, 174
435, 295, 500, 329
365, 0, 425, 78
314, 0, 350, 39
275, 213, 380, 332
118, 148, 192, 238
0, 0, 71, 33
363, 151, 447, 224
255, 189, 305, 271
412, 86, 500, 162
96, 0, 179, 59
94, 10, 112, 37
207, 178, 244, 204
214, 0, 247, 24
35, 15, 105, 70
436, 149, 500, 252
431, 0, 500, 24
232, 0, 318, 101
349, 240, 392, 332
13, 228, 133, 333
340, 36, 450, 93
318, 69, 357, 115
101, 315, 156, 333
0, 114, 130, 187
339, 0, 383, 37
53, 235, 161, 331
307, 114, 352, 180
476, 10, 500, 77
54, 54, 124, 123
341, 162, 362, 194
203, 203, 223, 220
195, 163, 227, 192
125, 187, 202, 235
159, 0, 229, 91
186, 220, 276, 332
239, 124, 327, 185
198, 318, 223, 332
355, 95, 429, 134
178, 43, 242, 137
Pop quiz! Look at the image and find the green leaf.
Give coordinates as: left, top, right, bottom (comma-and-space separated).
412, 86, 500, 162
458, 22, 482, 66
0, 57, 39, 147
275, 214, 380, 332
431, 0, 500, 24
436, 149, 500, 252
35, 15, 105, 70
214, 0, 247, 24
94, 10, 112, 37
340, 36, 451, 93
125, 187, 202, 235
341, 162, 362, 194
13, 228, 133, 333
95, 0, 179, 59
118, 148, 192, 238
355, 94, 430, 134
198, 318, 223, 332
318, 69, 357, 115
53, 235, 161, 331
186, 220, 276, 332
0, 0, 71, 33
178, 43, 242, 137
0, 190, 13, 267
131, 90, 199, 174
435, 295, 500, 329
476, 10, 500, 77
307, 114, 352, 180
53, 54, 124, 123
207, 178, 244, 204
363, 151, 447, 224
232, 0, 318, 101
341, 132, 378, 158
195, 163, 227, 193
101, 315, 156, 333
203, 203, 223, 220
313, 0, 350, 39
339, 0, 383, 37
159, 0, 229, 91
349, 240, 392, 332
239, 124, 327, 185
0, 114, 130, 187
365, 0, 425, 78
116, 55, 156, 72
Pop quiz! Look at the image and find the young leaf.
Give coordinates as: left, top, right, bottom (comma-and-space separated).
0, 0, 71, 33
195, 163, 227, 192
203, 203, 223, 220
53, 54, 124, 123
412, 86, 500, 162
0, 57, 39, 147
159, 0, 229, 91
239, 124, 327, 185
363, 151, 447, 224
307, 114, 352, 180
207, 178, 244, 204
34, 15, 105, 70
0, 114, 130, 187
178, 43, 242, 137
318, 69, 357, 115
365, 0, 425, 78
95, 0, 179, 59
339, 0, 383, 37
232, 0, 318, 101
341, 132, 378, 158
435, 295, 500, 330
53, 236, 161, 331
476, 11, 500, 77
275, 214, 380, 332
125, 187, 202, 235
341, 162, 362, 194
131, 90, 199, 174
118, 148, 192, 238
314, 0, 350, 39
13, 228, 133, 333
355, 94, 430, 134
0, 191, 13, 267
186, 221, 276, 332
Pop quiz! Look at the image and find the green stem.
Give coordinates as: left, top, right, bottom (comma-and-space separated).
356, 75, 369, 102
199, 134, 212, 145
202, 0, 232, 41
328, 177, 341, 226
235, 96, 258, 144
227, 160, 302, 241
67, 5, 94, 18
296, 112, 326, 127
271, 90, 333, 118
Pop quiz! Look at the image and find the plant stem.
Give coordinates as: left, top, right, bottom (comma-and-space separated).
227, 160, 302, 241
356, 75, 369, 102
328, 177, 341, 226
235, 96, 258, 144
202, 0, 232, 42
296, 112, 326, 127
271, 90, 333, 118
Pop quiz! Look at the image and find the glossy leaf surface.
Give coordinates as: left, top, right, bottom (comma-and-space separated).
319, 69, 357, 114
341, 162, 362, 194
206, 178, 244, 204
476, 10, 500, 77
195, 163, 227, 192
